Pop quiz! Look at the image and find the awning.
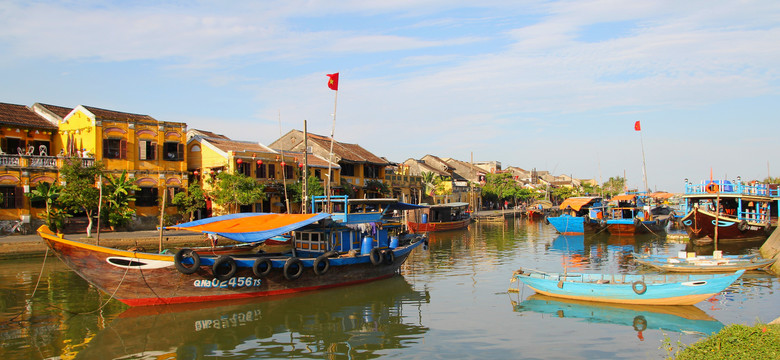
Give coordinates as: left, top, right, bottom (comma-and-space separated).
648, 192, 676, 199
558, 197, 599, 211
611, 194, 637, 202
166, 212, 331, 243
387, 202, 429, 211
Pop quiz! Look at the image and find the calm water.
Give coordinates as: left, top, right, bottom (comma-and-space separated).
1, 219, 778, 359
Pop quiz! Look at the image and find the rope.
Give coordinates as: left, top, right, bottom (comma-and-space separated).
0, 248, 51, 325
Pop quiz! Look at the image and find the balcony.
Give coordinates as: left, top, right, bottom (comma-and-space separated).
0, 155, 95, 170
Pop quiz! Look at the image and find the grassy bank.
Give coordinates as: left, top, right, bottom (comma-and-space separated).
664, 323, 780, 359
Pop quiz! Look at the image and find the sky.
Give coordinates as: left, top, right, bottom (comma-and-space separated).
1, 1, 779, 192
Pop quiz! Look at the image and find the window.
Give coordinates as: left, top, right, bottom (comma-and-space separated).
0, 186, 22, 209
256, 163, 266, 178
32, 140, 51, 156
2, 138, 25, 155
139, 140, 157, 160
166, 187, 182, 203
341, 163, 355, 176
163, 142, 184, 161
238, 162, 251, 176
284, 164, 295, 179
314, 169, 321, 180
267, 164, 276, 179
135, 187, 159, 207
365, 165, 380, 179
103, 138, 127, 159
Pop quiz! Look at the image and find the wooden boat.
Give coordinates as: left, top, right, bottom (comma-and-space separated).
406, 202, 471, 233
632, 252, 776, 273
680, 179, 777, 245
38, 196, 427, 306
604, 193, 670, 236
511, 268, 744, 305
527, 200, 552, 220
513, 294, 724, 336
546, 197, 608, 235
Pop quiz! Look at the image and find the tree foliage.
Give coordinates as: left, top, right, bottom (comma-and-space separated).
288, 175, 325, 205
172, 183, 207, 222
602, 176, 626, 196
26, 181, 64, 231
210, 172, 266, 214
101, 170, 139, 229
481, 173, 529, 206
58, 157, 103, 236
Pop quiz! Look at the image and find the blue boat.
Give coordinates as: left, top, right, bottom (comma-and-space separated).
546, 197, 607, 235
513, 294, 724, 336
511, 268, 744, 305
632, 252, 776, 273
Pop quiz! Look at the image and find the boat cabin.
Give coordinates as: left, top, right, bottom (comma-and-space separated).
683, 180, 777, 225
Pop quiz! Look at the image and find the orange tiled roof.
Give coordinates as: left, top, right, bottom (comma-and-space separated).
306, 132, 388, 165
82, 105, 158, 122
35, 103, 74, 119
0, 102, 58, 129
206, 137, 275, 154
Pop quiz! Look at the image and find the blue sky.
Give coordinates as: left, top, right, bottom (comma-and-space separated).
1, 1, 779, 192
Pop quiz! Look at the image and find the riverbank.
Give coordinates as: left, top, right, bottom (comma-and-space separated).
0, 229, 221, 259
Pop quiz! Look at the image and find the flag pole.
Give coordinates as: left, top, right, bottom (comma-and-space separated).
325, 73, 339, 212
637, 121, 648, 193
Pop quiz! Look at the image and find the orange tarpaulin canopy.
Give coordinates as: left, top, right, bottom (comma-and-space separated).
166, 212, 331, 243
611, 194, 637, 202
558, 197, 599, 211
648, 192, 676, 199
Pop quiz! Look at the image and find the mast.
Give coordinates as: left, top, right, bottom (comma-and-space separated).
302, 120, 309, 214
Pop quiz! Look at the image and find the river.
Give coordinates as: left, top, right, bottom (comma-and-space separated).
1, 219, 778, 359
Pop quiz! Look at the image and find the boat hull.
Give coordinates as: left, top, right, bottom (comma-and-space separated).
633, 253, 775, 273
40, 227, 423, 306
407, 218, 471, 233
681, 208, 773, 244
546, 215, 605, 235
513, 269, 744, 306
606, 218, 668, 236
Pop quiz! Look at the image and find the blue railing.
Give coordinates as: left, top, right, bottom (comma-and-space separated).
684, 180, 771, 197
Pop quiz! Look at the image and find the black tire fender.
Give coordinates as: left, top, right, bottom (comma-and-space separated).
382, 249, 395, 265
738, 220, 748, 231
212, 255, 237, 281
174, 249, 201, 274
313, 255, 330, 276
252, 257, 273, 277
369, 247, 384, 265
632, 281, 647, 295
284, 257, 304, 280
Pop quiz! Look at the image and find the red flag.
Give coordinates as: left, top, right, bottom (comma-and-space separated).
634, 121, 641, 131
326, 73, 339, 91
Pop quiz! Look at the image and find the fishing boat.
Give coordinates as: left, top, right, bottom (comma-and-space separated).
527, 199, 552, 220
406, 202, 471, 233
632, 252, 776, 273
37, 196, 427, 306
680, 179, 777, 245
604, 193, 670, 236
513, 294, 724, 336
510, 268, 744, 305
546, 196, 608, 235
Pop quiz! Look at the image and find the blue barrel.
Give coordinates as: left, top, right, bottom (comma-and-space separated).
389, 236, 399, 249
421, 213, 428, 224
361, 236, 374, 255
378, 235, 388, 248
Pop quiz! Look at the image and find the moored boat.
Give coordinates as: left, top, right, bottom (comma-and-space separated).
546, 196, 607, 235
604, 193, 670, 236
510, 268, 744, 306
632, 252, 775, 273
406, 202, 471, 233
38, 196, 427, 306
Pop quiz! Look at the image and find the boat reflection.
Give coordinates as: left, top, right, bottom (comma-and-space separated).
512, 294, 724, 340
74, 276, 429, 359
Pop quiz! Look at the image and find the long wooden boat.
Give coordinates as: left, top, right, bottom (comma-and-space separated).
632, 252, 776, 273
407, 202, 471, 233
38, 196, 427, 306
511, 268, 744, 305
680, 179, 777, 244
546, 197, 607, 235
513, 294, 724, 336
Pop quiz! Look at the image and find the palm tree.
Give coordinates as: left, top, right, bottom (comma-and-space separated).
421, 171, 437, 197
26, 182, 61, 228
103, 170, 139, 229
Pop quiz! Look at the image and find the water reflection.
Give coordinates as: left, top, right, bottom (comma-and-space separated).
73, 276, 429, 359
512, 294, 724, 340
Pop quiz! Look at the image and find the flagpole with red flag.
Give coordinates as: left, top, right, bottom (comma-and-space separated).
325, 73, 339, 212
635, 121, 649, 193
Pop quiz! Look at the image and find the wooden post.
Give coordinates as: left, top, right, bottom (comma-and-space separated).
158, 187, 167, 253
96, 174, 102, 246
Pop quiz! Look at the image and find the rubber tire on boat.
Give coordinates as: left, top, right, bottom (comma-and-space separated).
583, 215, 590, 223
633, 316, 648, 331
632, 281, 647, 295
370, 247, 384, 265
382, 249, 395, 265
634, 218, 642, 227
212, 256, 238, 281
544, 218, 550, 225
738, 220, 748, 231
323, 250, 339, 258
313, 255, 330, 276
174, 249, 201, 274
284, 257, 304, 280
252, 257, 273, 277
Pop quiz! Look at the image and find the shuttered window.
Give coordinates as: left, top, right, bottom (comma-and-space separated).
139, 140, 157, 160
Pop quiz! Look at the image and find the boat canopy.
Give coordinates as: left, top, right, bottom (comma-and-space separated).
611, 194, 637, 202
429, 202, 470, 209
166, 212, 332, 243
558, 197, 600, 211
386, 202, 429, 211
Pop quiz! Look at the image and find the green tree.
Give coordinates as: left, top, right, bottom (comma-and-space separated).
59, 157, 103, 237
172, 183, 207, 222
365, 179, 390, 196
25, 182, 63, 230
210, 172, 266, 215
288, 175, 325, 206
602, 176, 626, 197
421, 171, 436, 198
551, 186, 575, 203
482, 173, 525, 207
101, 170, 139, 230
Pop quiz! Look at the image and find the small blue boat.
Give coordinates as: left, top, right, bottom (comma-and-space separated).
513, 294, 725, 336
632, 252, 776, 273
511, 268, 744, 305
546, 197, 607, 235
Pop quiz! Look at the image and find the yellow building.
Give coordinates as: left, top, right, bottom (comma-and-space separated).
188, 131, 338, 215
35, 104, 188, 228
0, 102, 61, 230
